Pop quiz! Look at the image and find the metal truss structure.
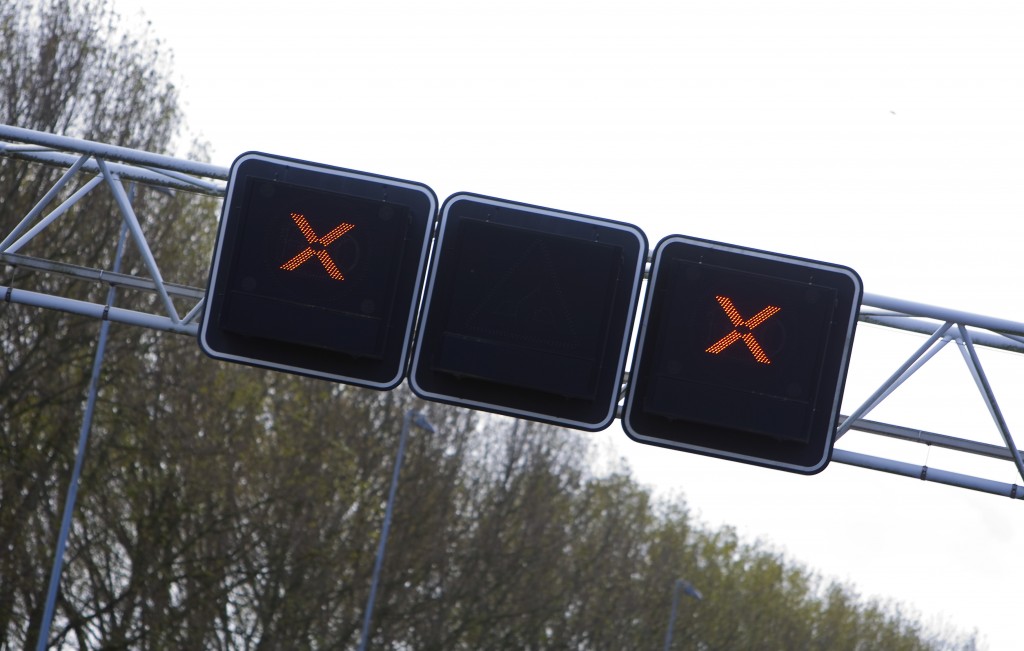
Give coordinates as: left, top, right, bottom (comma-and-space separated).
3, 124, 1023, 501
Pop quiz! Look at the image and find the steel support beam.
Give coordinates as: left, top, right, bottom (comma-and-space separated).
3, 125, 1024, 500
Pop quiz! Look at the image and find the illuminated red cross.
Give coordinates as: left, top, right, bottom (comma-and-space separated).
279, 212, 355, 280
705, 295, 781, 364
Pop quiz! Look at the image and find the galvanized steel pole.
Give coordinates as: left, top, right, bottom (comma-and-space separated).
357, 410, 435, 651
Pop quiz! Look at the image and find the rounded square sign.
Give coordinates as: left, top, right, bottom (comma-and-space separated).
200, 152, 436, 389
623, 235, 862, 473
410, 193, 647, 431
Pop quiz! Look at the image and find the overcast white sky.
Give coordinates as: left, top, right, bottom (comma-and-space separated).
124, 1, 1024, 648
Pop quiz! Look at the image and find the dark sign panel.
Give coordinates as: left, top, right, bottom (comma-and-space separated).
623, 235, 862, 473
411, 193, 647, 431
199, 152, 436, 389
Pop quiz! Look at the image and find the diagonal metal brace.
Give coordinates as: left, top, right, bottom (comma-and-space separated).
96, 159, 181, 324
835, 321, 956, 439
956, 324, 1024, 481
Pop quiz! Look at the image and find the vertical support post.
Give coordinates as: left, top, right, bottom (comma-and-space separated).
357, 410, 435, 651
35, 219, 130, 651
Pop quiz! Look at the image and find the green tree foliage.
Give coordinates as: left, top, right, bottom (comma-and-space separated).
0, 0, 210, 647
0, 1, 982, 650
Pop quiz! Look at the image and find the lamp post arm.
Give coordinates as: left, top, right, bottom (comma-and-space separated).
663, 578, 702, 651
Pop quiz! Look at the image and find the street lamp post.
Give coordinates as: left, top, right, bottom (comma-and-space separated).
663, 578, 703, 651
357, 409, 436, 651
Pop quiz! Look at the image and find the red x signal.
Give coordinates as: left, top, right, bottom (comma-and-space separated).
705, 295, 780, 364
280, 212, 355, 280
